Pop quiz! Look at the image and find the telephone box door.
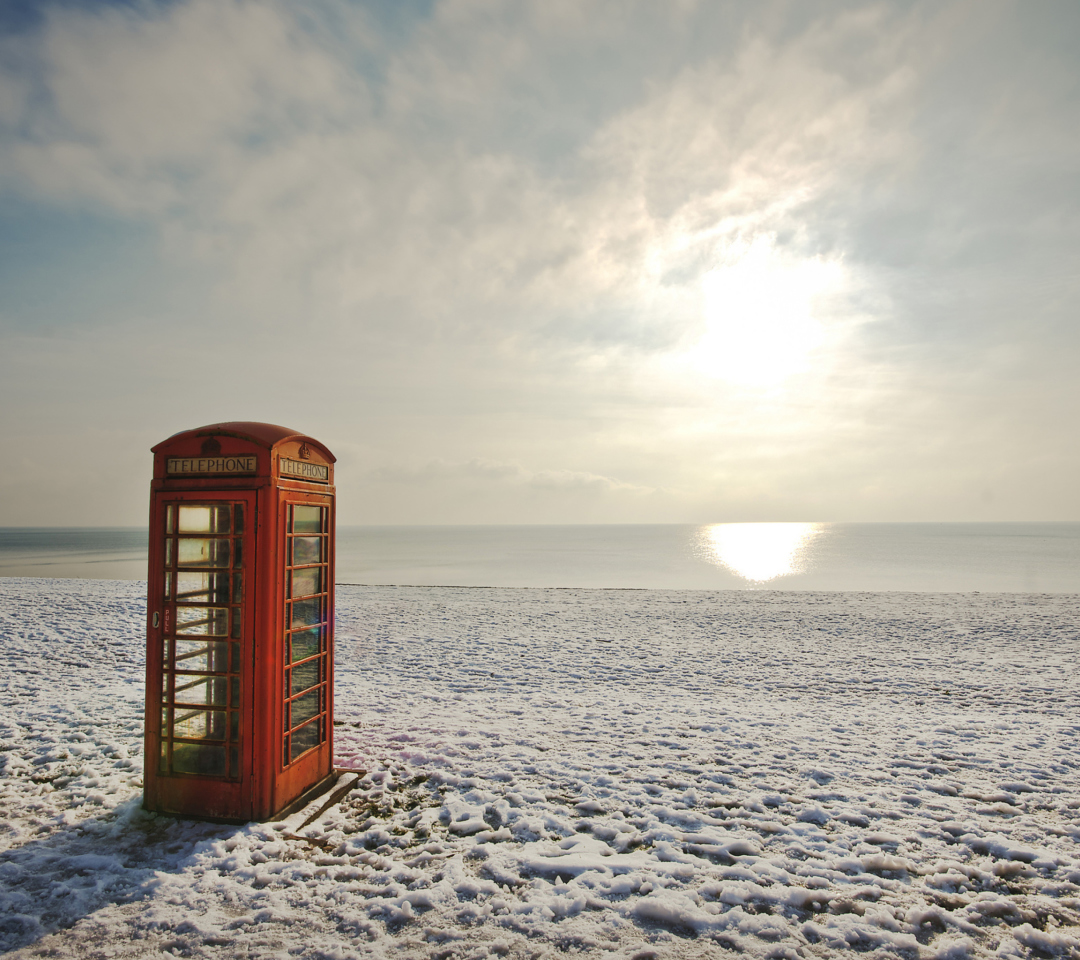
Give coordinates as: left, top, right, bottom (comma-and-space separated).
146, 493, 256, 819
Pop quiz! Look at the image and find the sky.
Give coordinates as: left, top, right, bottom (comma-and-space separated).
0, 0, 1078, 526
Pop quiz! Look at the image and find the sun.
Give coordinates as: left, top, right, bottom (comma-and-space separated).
692, 239, 843, 387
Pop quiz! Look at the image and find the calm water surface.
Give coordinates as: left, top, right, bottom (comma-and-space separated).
1, 523, 1078, 592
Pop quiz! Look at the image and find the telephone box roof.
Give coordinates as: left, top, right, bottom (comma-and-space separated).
152, 421, 336, 461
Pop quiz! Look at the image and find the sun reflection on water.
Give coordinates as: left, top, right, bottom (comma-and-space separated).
699, 522, 824, 583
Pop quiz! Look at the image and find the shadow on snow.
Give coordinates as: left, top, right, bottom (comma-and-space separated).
0, 797, 238, 953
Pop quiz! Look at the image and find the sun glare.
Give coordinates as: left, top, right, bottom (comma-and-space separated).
692, 240, 843, 387
699, 521, 824, 583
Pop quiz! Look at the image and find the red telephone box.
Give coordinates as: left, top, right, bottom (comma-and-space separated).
143, 422, 336, 822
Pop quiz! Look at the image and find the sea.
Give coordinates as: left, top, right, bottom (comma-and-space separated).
1, 522, 1078, 592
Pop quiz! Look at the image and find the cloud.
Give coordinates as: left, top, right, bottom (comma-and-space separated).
369, 456, 657, 494
0, 0, 1078, 524
3, 0, 353, 207
0, 0, 912, 347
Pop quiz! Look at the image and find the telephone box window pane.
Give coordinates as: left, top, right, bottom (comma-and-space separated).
166, 505, 175, 534
179, 506, 209, 533
230, 609, 241, 639
291, 660, 321, 696
174, 639, 230, 673
290, 720, 321, 761
230, 642, 240, 672
290, 598, 323, 628
178, 505, 231, 534
212, 506, 231, 533
290, 627, 322, 662
289, 567, 322, 599
233, 504, 244, 534
176, 606, 229, 636
292, 506, 323, 534
291, 537, 322, 565
232, 574, 242, 604
176, 571, 231, 604
177, 538, 231, 568
164, 573, 172, 599
289, 725, 310, 761
172, 708, 227, 740
164, 539, 173, 566
174, 676, 229, 708
172, 743, 226, 776
289, 689, 320, 728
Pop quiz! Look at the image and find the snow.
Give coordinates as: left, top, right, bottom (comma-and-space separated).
1, 578, 1079, 959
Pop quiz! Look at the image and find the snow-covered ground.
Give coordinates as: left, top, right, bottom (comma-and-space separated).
1, 579, 1078, 959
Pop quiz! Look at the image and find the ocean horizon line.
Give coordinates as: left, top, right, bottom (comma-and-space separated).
2, 519, 1079, 530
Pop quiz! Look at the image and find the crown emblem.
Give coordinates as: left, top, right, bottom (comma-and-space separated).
200, 437, 222, 456
298, 443, 311, 460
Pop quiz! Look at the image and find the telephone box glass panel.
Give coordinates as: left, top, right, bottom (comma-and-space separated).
160, 501, 245, 779
283, 503, 330, 766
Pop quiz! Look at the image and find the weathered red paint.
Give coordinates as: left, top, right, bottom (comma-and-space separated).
144, 422, 336, 822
